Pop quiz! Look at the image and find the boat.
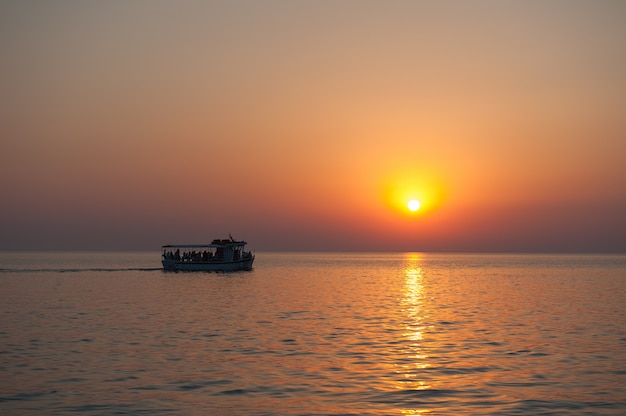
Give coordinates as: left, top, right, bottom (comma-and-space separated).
161, 237, 255, 271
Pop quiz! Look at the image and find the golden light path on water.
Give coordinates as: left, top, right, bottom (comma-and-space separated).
397, 253, 432, 414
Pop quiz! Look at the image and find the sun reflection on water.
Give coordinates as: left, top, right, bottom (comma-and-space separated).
393, 252, 433, 403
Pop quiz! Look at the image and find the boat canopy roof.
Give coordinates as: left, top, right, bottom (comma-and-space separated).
162, 240, 248, 249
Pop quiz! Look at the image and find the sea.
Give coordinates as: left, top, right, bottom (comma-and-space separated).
1, 252, 625, 415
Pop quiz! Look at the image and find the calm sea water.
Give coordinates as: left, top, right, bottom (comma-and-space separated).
1, 252, 625, 415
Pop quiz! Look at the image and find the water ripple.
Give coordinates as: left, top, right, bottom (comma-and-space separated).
1, 252, 625, 415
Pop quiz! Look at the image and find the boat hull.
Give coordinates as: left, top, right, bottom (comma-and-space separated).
162, 256, 254, 272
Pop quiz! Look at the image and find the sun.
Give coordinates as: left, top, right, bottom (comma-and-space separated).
380, 165, 447, 217
408, 199, 421, 212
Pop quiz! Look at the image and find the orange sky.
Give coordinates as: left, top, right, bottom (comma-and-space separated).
1, 1, 625, 251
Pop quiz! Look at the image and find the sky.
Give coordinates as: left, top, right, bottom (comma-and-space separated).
1, 0, 625, 252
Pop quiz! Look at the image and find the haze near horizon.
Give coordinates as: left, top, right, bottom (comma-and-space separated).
1, 1, 625, 252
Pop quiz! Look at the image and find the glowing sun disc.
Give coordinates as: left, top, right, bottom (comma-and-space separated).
408, 199, 421, 211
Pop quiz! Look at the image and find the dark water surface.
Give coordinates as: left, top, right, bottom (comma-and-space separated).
1, 252, 625, 415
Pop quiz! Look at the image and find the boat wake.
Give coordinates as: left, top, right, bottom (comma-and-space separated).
0, 267, 162, 274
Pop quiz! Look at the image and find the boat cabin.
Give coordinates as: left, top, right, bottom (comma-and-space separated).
161, 238, 254, 271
